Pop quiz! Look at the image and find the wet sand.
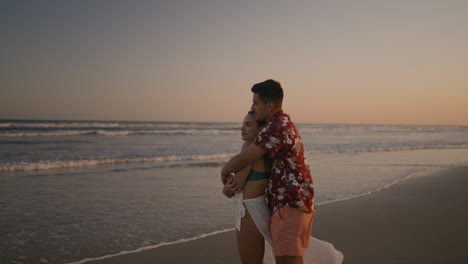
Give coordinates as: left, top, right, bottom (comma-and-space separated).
83, 166, 468, 264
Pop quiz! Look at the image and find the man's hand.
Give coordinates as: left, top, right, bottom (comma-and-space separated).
221, 168, 230, 185
222, 177, 235, 198
229, 175, 244, 193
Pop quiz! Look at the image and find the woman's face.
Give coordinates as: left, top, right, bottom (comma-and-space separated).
241, 114, 260, 142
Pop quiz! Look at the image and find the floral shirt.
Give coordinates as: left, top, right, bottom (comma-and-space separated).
254, 110, 315, 214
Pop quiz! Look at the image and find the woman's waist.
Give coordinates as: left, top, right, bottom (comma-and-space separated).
242, 179, 268, 199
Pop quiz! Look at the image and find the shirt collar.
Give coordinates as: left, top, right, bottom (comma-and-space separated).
272, 110, 284, 119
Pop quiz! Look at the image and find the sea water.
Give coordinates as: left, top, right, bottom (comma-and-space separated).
1, 120, 467, 263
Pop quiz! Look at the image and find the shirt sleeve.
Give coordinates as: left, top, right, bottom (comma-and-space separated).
254, 119, 284, 156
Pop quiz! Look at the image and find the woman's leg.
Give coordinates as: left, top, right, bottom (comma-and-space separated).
236, 210, 265, 264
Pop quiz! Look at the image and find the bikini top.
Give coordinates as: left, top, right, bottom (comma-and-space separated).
247, 170, 268, 181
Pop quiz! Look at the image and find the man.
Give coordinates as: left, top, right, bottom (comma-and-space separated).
221, 79, 315, 264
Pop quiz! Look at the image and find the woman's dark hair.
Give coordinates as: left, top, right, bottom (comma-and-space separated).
251, 79, 283, 105
248, 111, 267, 127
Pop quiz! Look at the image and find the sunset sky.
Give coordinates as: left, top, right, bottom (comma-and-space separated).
1, 0, 467, 125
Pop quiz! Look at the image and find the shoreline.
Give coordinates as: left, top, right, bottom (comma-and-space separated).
76, 165, 468, 264
67, 228, 235, 264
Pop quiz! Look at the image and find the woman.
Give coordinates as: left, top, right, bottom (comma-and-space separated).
223, 111, 267, 264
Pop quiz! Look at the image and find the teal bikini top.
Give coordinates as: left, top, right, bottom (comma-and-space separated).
247, 170, 268, 181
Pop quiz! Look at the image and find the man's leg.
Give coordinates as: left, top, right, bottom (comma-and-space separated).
275, 255, 303, 264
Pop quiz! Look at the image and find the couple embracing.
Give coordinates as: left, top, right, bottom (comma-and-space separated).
221, 80, 343, 264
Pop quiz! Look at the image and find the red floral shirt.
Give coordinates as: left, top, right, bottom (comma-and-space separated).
254, 110, 315, 214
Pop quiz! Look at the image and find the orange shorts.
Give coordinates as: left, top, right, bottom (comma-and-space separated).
271, 207, 314, 256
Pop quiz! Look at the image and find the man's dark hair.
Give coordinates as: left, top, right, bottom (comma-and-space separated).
251, 79, 284, 105
248, 111, 267, 127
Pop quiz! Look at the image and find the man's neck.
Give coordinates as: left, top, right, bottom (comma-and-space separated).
265, 108, 282, 122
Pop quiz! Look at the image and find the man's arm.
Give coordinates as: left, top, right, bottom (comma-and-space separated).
227, 142, 253, 189
221, 143, 266, 183
226, 161, 251, 193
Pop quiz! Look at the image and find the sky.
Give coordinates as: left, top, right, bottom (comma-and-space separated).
1, 0, 467, 125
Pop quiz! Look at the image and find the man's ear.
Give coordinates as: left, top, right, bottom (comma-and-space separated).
266, 101, 275, 112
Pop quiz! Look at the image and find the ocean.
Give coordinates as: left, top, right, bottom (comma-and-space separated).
1, 119, 468, 263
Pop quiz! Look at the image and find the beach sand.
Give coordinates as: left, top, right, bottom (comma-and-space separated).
83, 166, 468, 264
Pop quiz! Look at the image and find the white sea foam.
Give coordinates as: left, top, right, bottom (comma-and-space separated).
298, 124, 468, 134
66, 228, 235, 264
0, 121, 239, 130
0, 153, 235, 172
95, 130, 136, 136
2, 121, 466, 138
2, 143, 465, 172
1, 122, 121, 128
0, 129, 237, 137
0, 131, 98, 137
307, 143, 466, 155
136, 129, 237, 136
0, 122, 13, 127
2, 120, 466, 133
